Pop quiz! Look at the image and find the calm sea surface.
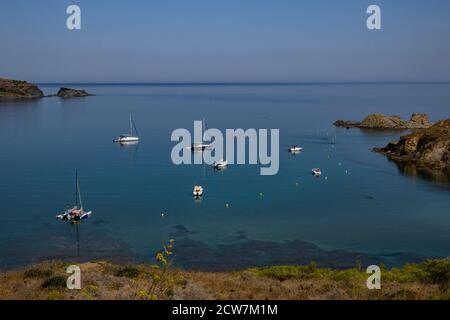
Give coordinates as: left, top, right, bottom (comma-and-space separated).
0, 83, 449, 270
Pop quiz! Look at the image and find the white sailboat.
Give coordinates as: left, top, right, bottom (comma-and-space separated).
56, 170, 92, 223
114, 113, 139, 143
191, 117, 211, 151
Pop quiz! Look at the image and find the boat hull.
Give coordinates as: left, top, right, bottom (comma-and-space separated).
114, 136, 139, 142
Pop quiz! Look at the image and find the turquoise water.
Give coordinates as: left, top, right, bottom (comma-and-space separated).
0, 83, 449, 270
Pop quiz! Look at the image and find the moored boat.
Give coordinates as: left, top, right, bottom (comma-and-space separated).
193, 185, 203, 197
114, 113, 139, 143
213, 159, 228, 169
289, 145, 303, 153
56, 171, 93, 223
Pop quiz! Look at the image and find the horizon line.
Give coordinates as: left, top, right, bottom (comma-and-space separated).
36, 80, 450, 86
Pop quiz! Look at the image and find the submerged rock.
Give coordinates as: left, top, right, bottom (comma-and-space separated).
374, 118, 450, 176
0, 78, 44, 100
334, 113, 431, 129
56, 87, 93, 98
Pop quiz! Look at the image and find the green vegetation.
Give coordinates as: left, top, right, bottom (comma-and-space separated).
249, 259, 450, 290
113, 239, 177, 299
23, 267, 53, 279
1, 257, 448, 300
41, 275, 67, 289
115, 265, 150, 279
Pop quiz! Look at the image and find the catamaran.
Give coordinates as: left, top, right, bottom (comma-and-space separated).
114, 113, 139, 143
56, 171, 92, 223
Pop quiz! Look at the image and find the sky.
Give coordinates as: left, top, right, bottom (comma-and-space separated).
1, 0, 450, 83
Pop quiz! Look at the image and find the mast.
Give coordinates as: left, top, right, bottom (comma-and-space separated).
202, 117, 207, 143
76, 171, 83, 210
129, 113, 133, 136
130, 113, 139, 136
75, 170, 79, 207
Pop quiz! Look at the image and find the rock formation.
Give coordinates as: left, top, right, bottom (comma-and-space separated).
56, 87, 93, 98
334, 113, 431, 129
0, 78, 44, 99
374, 118, 450, 176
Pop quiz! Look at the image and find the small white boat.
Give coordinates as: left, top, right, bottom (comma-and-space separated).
193, 185, 203, 197
289, 145, 303, 153
114, 114, 139, 143
213, 159, 228, 169
191, 143, 211, 151
56, 171, 93, 223
191, 118, 212, 151
312, 168, 322, 176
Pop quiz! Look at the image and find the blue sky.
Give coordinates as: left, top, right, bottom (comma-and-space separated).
1, 0, 449, 82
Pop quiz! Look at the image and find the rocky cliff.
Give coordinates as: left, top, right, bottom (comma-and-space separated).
0, 78, 44, 99
334, 113, 431, 129
374, 119, 450, 175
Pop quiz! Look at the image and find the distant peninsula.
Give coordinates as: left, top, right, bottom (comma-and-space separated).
0, 77, 93, 100
334, 113, 431, 130
0, 78, 44, 99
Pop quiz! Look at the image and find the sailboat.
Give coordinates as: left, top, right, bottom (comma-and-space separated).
114, 113, 139, 143
56, 170, 92, 223
191, 117, 211, 151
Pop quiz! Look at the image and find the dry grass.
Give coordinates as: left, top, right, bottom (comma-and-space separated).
0, 260, 449, 300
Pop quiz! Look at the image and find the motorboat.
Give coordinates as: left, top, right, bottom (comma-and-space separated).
193, 185, 203, 197
312, 168, 322, 176
289, 145, 303, 153
213, 159, 228, 169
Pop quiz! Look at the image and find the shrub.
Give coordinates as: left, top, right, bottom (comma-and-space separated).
422, 259, 450, 289
116, 265, 149, 279
248, 263, 324, 281
41, 276, 67, 289
24, 268, 53, 279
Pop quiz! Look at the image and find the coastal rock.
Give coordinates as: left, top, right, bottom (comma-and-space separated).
0, 78, 44, 100
334, 113, 431, 129
373, 118, 450, 175
56, 87, 93, 98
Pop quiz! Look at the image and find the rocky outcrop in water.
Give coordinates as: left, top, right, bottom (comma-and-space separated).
374, 119, 450, 176
0, 78, 44, 99
56, 87, 93, 98
0, 78, 94, 101
334, 113, 431, 129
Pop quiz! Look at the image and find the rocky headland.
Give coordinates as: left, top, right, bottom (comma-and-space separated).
0, 78, 44, 99
334, 113, 431, 129
0, 77, 93, 101
374, 118, 450, 178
